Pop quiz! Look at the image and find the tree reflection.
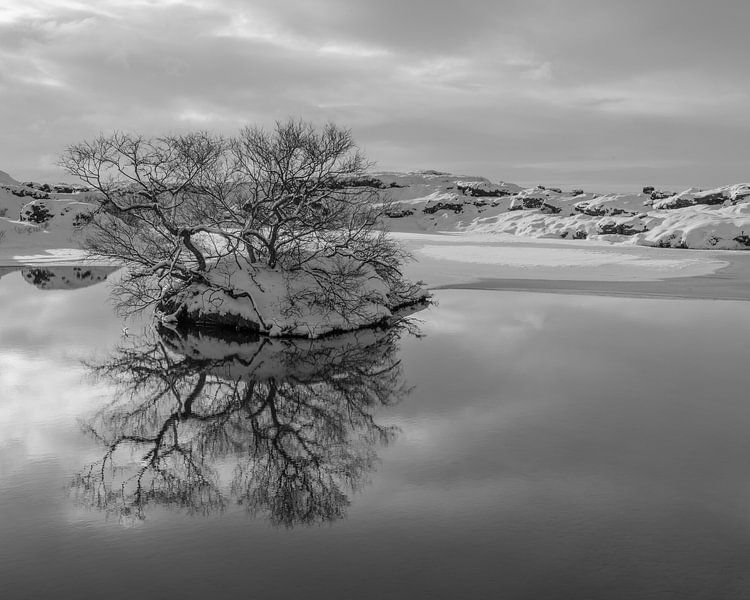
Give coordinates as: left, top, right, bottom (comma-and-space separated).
74, 323, 416, 526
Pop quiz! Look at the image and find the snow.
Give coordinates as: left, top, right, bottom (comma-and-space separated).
159, 253, 428, 338
1, 188, 97, 264
391, 231, 729, 285
418, 244, 704, 270
573, 193, 649, 216
635, 203, 750, 249
377, 172, 750, 251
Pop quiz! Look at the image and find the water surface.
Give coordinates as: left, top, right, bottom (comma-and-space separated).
2, 269, 750, 599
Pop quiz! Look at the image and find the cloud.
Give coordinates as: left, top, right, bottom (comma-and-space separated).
0, 0, 749, 189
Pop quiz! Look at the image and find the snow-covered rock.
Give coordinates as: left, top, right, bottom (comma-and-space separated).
376, 172, 750, 250
651, 188, 702, 210
455, 180, 521, 197
508, 188, 565, 213
1, 186, 98, 255
634, 204, 750, 249
574, 193, 649, 216
595, 215, 649, 236
20, 199, 53, 224
653, 184, 750, 210
19, 198, 94, 227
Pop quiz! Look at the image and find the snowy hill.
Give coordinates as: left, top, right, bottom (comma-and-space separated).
373, 172, 750, 250
1, 170, 98, 261
0, 169, 19, 186
3, 168, 750, 260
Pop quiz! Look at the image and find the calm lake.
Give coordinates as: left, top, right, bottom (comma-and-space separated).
2, 266, 750, 599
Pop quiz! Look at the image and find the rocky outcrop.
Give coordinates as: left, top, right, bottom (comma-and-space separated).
574, 194, 648, 217
3, 185, 50, 200
508, 195, 562, 213
596, 216, 648, 236
20, 200, 53, 223
456, 181, 513, 197
650, 190, 675, 200
652, 185, 750, 210
423, 201, 464, 214
385, 207, 414, 218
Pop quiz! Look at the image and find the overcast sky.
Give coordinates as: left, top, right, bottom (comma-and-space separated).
1, 0, 748, 191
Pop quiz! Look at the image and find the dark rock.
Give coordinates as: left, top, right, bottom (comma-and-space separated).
20, 201, 53, 224
540, 200, 562, 214
72, 211, 94, 227
508, 197, 545, 211
654, 195, 695, 210
642, 186, 655, 194
650, 190, 675, 200
10, 186, 50, 200
597, 220, 647, 236
456, 182, 511, 197
693, 190, 726, 205
548, 187, 562, 194
575, 206, 606, 217
423, 202, 464, 214
571, 189, 584, 196
327, 176, 386, 189
159, 295, 261, 333
385, 208, 414, 218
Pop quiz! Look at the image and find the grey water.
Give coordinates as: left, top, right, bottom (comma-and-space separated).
2, 267, 750, 599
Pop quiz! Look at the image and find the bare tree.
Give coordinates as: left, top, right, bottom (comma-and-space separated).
60, 120, 423, 334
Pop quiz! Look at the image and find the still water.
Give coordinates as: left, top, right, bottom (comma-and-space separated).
2, 267, 750, 599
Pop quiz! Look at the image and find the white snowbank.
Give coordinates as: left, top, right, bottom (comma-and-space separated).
417, 244, 695, 270
636, 204, 750, 249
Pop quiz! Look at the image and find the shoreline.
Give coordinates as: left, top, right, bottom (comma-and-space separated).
435, 275, 750, 302
396, 230, 750, 302
4, 230, 750, 302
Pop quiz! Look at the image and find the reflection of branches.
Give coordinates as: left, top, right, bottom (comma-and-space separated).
73, 322, 417, 525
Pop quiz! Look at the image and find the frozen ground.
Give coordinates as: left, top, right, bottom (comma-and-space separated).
395, 231, 750, 301
375, 171, 750, 251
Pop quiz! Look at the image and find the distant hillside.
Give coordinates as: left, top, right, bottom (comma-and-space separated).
0, 169, 19, 186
